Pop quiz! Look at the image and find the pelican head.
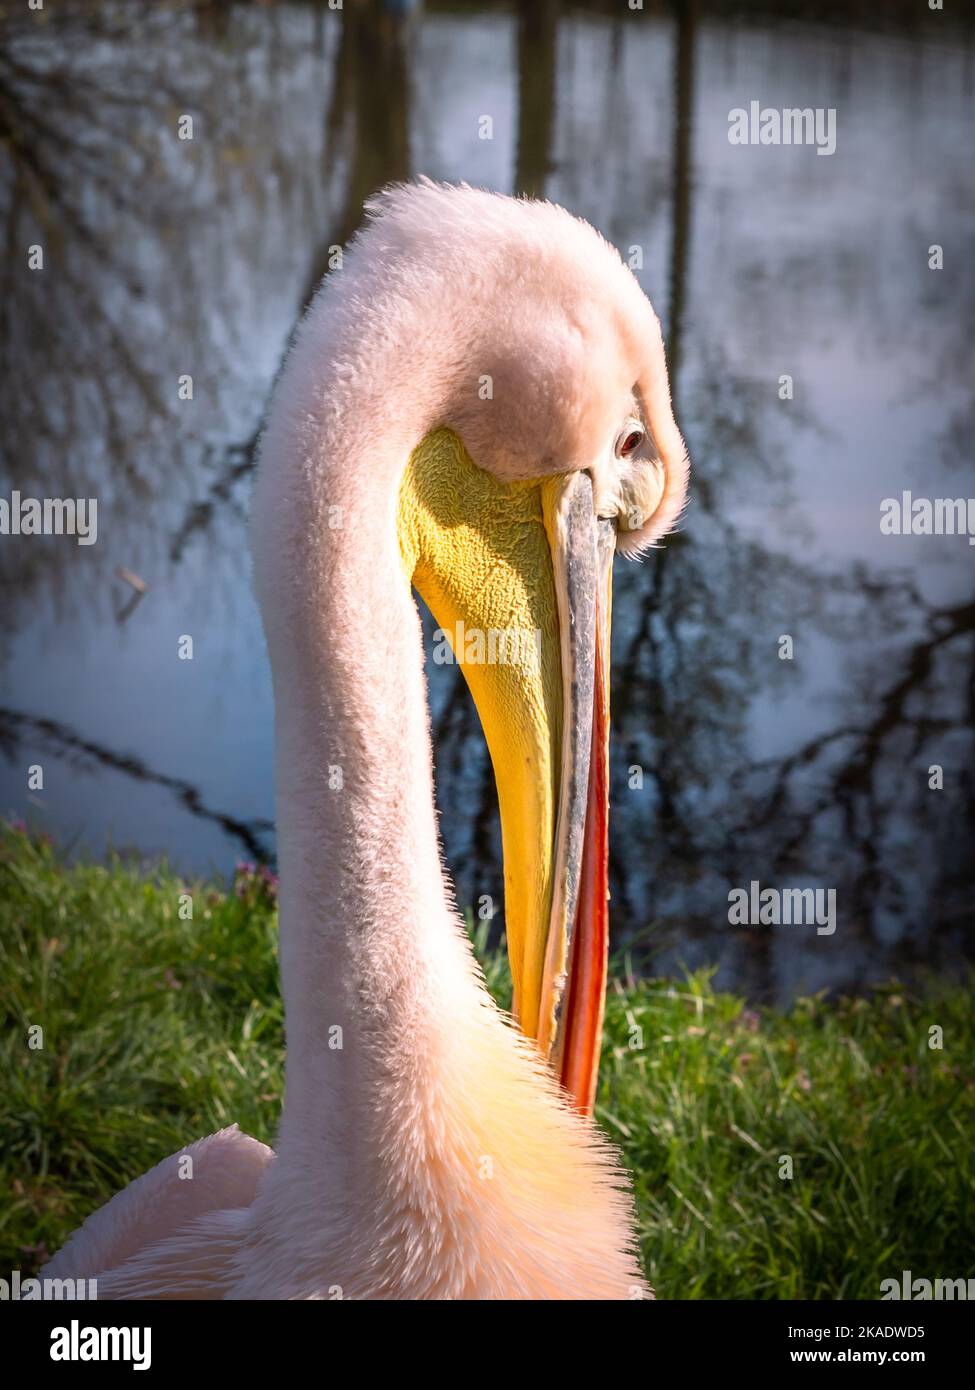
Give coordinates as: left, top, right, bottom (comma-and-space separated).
380, 180, 689, 1110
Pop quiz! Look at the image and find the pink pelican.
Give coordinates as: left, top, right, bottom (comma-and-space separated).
44, 181, 688, 1299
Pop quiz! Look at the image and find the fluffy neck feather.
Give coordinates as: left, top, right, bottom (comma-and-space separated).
252, 313, 465, 1200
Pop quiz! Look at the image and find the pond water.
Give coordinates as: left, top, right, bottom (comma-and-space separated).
1, 1, 973, 1000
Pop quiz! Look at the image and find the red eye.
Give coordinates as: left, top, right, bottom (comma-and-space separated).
617, 428, 644, 458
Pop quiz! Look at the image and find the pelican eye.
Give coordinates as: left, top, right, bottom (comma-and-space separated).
615, 423, 645, 459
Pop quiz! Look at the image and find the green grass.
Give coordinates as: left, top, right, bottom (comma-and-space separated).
1, 822, 972, 1297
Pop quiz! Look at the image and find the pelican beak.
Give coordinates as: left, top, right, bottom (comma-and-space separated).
399, 430, 615, 1115
537, 473, 615, 1114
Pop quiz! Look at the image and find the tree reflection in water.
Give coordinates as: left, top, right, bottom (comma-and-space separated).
0, 0, 972, 1000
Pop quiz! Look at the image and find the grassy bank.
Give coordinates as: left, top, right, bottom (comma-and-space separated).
1, 823, 971, 1298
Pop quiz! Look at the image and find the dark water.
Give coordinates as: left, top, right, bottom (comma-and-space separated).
1, 1, 973, 1000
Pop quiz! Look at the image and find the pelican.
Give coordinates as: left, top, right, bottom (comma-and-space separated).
44, 181, 688, 1299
